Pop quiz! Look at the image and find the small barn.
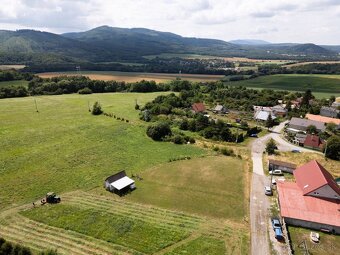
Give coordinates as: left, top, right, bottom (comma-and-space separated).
104, 170, 135, 195
268, 159, 296, 174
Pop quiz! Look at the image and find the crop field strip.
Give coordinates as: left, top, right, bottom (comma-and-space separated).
0, 191, 249, 254
63, 192, 202, 231
0, 214, 139, 255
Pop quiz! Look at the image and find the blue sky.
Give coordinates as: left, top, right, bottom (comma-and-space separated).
0, 0, 339, 44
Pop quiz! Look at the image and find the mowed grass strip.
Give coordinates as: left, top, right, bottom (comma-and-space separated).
227, 74, 340, 98
164, 236, 225, 255
0, 214, 138, 255
21, 204, 190, 254
124, 156, 246, 220
0, 93, 205, 210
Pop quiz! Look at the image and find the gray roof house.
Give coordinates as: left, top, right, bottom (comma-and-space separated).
320, 106, 340, 118
213, 105, 228, 114
288, 117, 326, 133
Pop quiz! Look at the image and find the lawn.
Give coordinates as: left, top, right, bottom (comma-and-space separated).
0, 93, 205, 210
0, 80, 29, 88
288, 226, 340, 255
227, 74, 340, 98
122, 156, 247, 219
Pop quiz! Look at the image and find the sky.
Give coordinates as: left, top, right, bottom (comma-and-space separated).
0, 0, 339, 45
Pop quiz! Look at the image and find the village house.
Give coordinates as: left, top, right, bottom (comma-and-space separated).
254, 110, 276, 122
303, 134, 324, 151
320, 106, 340, 118
277, 160, 340, 234
213, 104, 228, 114
287, 117, 326, 133
268, 159, 296, 174
192, 102, 206, 113
104, 170, 135, 196
292, 133, 307, 146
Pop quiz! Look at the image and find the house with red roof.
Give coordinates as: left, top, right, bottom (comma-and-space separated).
277, 160, 340, 234
303, 134, 324, 151
192, 103, 206, 113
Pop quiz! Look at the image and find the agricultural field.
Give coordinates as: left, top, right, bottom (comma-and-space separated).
0, 64, 25, 70
227, 74, 340, 98
37, 71, 224, 83
0, 80, 29, 88
288, 226, 340, 255
0, 92, 250, 254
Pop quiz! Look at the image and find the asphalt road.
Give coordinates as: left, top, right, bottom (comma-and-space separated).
250, 121, 317, 255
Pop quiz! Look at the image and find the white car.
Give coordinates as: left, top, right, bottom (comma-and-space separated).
265, 186, 273, 196
269, 169, 283, 176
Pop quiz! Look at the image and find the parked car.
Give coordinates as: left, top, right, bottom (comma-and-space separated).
271, 218, 282, 229
291, 149, 300, 153
249, 133, 258, 138
265, 186, 273, 196
269, 169, 283, 176
274, 227, 284, 241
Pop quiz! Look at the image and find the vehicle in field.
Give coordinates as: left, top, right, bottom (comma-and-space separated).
265, 186, 273, 196
269, 169, 283, 175
41, 192, 61, 204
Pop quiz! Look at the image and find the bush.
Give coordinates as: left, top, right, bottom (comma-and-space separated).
266, 138, 277, 155
220, 148, 235, 156
172, 135, 185, 144
78, 87, 93, 94
91, 101, 103, 115
189, 137, 195, 144
325, 135, 340, 160
146, 122, 172, 141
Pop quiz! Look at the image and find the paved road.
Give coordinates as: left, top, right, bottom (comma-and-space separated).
250, 121, 317, 255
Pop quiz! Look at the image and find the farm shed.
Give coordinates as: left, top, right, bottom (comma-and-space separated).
268, 159, 296, 173
104, 170, 135, 195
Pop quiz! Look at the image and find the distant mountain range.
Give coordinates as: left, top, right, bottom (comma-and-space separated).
0, 26, 339, 66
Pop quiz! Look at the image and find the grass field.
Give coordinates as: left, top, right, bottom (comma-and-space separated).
288, 226, 340, 255
37, 71, 224, 82
0, 92, 206, 210
0, 80, 29, 88
227, 74, 340, 98
0, 92, 250, 254
0, 65, 25, 70
120, 156, 247, 219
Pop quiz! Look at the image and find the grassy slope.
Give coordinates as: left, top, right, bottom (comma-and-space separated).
0, 80, 29, 88
227, 74, 340, 98
123, 156, 246, 219
0, 93, 205, 210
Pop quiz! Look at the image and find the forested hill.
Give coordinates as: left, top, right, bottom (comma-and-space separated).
0, 26, 339, 66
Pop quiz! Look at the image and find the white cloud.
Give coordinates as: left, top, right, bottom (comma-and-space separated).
0, 0, 339, 44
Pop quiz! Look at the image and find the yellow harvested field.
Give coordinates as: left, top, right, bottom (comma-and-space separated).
221, 57, 290, 63
37, 71, 224, 82
0, 65, 26, 70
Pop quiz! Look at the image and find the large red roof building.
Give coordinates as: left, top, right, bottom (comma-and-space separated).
277, 160, 340, 234
192, 103, 206, 113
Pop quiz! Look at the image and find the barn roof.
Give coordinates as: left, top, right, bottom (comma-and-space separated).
289, 117, 326, 132
293, 160, 340, 196
111, 176, 135, 191
277, 182, 340, 227
192, 103, 206, 113
105, 170, 127, 184
268, 159, 296, 169
306, 114, 340, 125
